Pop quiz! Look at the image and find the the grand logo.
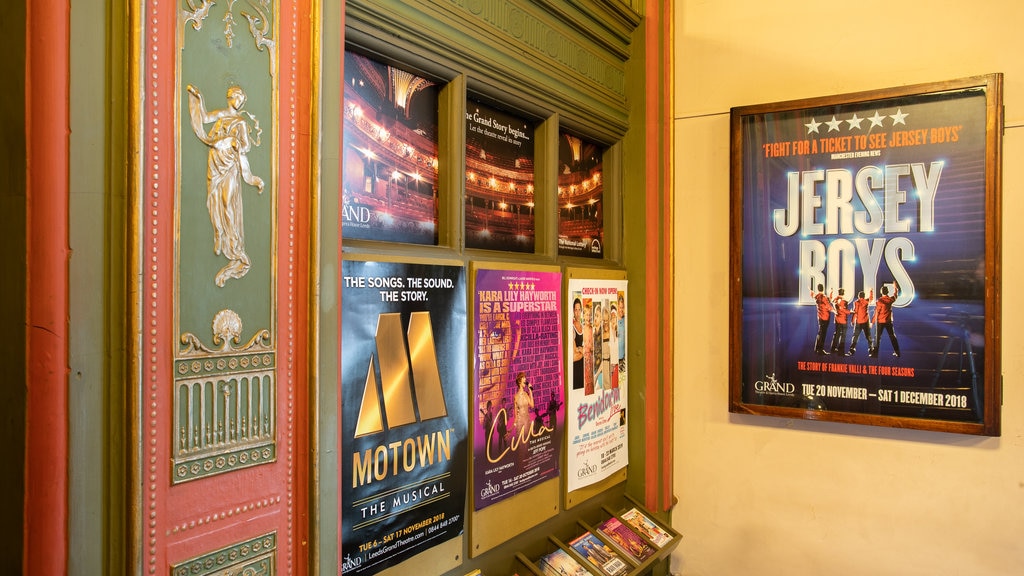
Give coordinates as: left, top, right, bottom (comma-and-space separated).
753, 373, 795, 395
351, 312, 453, 488
354, 312, 448, 436
479, 479, 500, 499
577, 460, 599, 478
341, 554, 362, 572
342, 202, 374, 225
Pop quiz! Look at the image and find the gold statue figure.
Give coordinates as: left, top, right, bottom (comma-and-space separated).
186, 84, 265, 287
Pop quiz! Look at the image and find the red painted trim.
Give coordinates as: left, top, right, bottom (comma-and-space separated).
141, 2, 176, 572
24, 0, 70, 574
285, 2, 313, 572
643, 0, 674, 513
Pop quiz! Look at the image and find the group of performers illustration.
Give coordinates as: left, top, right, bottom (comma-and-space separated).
811, 281, 901, 358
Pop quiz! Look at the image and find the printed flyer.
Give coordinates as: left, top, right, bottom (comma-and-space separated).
733, 80, 997, 429
473, 268, 563, 510
566, 278, 628, 492
340, 261, 467, 575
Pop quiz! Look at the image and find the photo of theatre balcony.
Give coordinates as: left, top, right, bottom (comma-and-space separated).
342, 52, 440, 245
557, 134, 605, 258
464, 137, 536, 252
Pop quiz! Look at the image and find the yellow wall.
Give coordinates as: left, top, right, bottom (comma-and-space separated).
672, 1, 1024, 574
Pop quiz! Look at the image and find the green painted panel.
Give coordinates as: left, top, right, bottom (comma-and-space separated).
178, 0, 277, 347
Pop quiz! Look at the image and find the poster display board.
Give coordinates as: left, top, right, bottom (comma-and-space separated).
729, 74, 1003, 436
566, 277, 629, 491
472, 266, 563, 509
340, 260, 467, 574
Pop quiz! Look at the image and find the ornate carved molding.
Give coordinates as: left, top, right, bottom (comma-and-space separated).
346, 0, 639, 138
242, 0, 277, 78
183, 0, 215, 31
183, 0, 278, 77
171, 532, 277, 576
180, 310, 273, 355
174, 311, 277, 484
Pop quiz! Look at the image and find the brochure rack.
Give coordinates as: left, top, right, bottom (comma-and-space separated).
512, 494, 681, 576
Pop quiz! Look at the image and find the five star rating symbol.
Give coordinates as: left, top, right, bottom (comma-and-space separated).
805, 108, 909, 134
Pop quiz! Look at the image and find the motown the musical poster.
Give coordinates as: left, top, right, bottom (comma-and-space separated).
729, 75, 1002, 435
340, 261, 467, 574
566, 278, 629, 491
473, 267, 563, 510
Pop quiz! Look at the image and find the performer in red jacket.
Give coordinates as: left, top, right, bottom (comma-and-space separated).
870, 282, 901, 358
847, 289, 873, 355
811, 284, 834, 355
830, 288, 851, 356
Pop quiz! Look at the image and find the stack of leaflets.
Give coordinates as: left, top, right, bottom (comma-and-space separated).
595, 517, 655, 564
538, 548, 593, 576
568, 532, 629, 576
620, 508, 673, 548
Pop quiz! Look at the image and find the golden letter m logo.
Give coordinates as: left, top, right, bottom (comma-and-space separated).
354, 312, 448, 437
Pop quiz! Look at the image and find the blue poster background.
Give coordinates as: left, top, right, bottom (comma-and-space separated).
739, 88, 989, 423
340, 261, 467, 575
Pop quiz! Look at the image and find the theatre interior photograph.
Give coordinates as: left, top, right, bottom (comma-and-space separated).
8, 0, 1024, 575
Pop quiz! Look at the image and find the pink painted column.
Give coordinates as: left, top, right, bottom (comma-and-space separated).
24, 0, 70, 574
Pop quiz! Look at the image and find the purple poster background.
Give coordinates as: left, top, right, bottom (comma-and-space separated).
473, 268, 563, 510
738, 87, 990, 424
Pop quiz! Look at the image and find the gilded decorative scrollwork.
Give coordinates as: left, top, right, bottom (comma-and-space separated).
174, 311, 276, 484
242, 0, 277, 78
171, 532, 276, 576
180, 310, 272, 355
181, 0, 276, 78
224, 0, 239, 47
182, 0, 215, 31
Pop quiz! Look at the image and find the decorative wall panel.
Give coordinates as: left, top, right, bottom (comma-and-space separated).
134, 0, 311, 573
171, 532, 277, 576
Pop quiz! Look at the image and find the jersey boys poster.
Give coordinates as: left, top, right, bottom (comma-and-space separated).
340, 261, 467, 574
732, 79, 998, 430
473, 268, 563, 510
566, 278, 628, 492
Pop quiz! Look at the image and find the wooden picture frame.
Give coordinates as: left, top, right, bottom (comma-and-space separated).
729, 74, 1003, 436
